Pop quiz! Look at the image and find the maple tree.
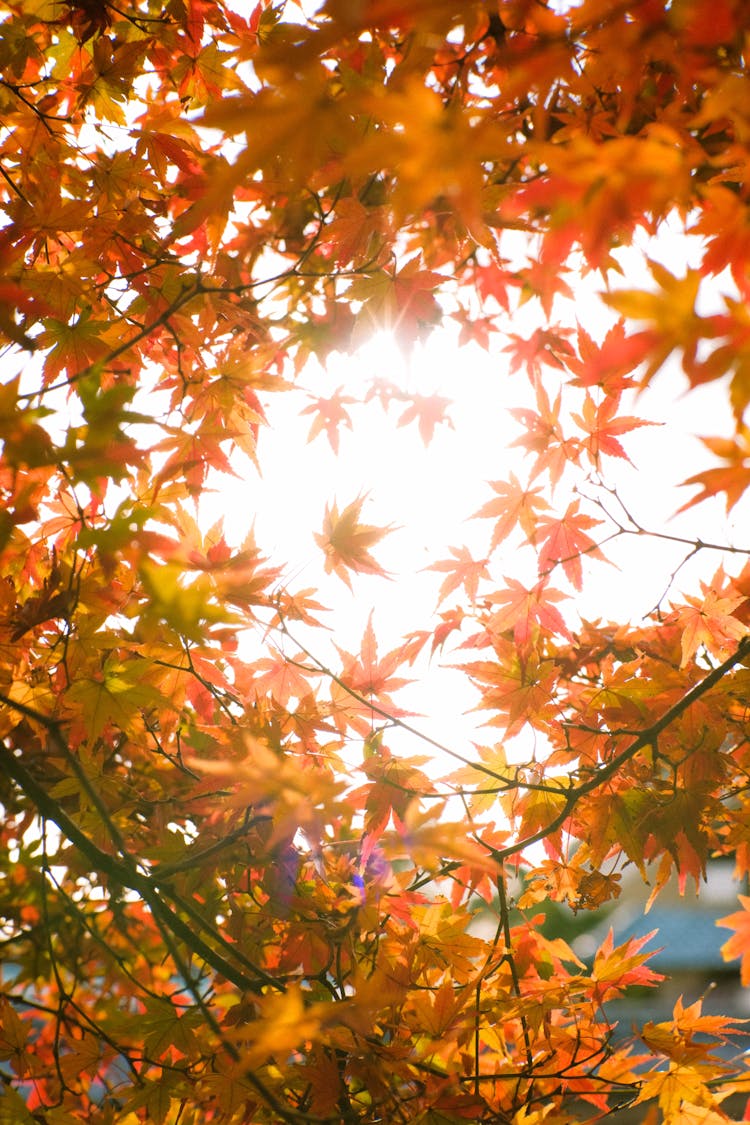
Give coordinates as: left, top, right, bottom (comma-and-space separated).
5, 0, 750, 1122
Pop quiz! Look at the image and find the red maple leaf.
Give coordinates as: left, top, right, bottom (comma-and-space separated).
566, 321, 650, 395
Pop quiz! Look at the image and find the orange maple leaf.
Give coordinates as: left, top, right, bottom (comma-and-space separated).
426, 546, 490, 604
314, 495, 393, 588
503, 326, 575, 379
719, 895, 750, 985
462, 642, 558, 737
566, 320, 649, 395
473, 472, 550, 551
674, 580, 748, 667
641, 995, 741, 1061
591, 929, 664, 1004
509, 383, 579, 485
486, 577, 572, 653
535, 502, 605, 590
319, 196, 385, 268
678, 430, 750, 514
570, 392, 655, 466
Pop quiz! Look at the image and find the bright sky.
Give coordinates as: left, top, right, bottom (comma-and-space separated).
207, 224, 744, 773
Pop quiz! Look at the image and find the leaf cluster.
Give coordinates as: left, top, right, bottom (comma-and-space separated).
3, 2, 750, 1124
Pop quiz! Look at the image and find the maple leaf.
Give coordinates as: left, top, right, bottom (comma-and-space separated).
462, 641, 559, 736
314, 494, 394, 589
566, 320, 650, 394
509, 383, 579, 485
718, 894, 750, 985
678, 429, 750, 513
535, 502, 606, 589
348, 259, 444, 348
474, 258, 518, 312
426, 546, 490, 604
401, 607, 465, 662
249, 649, 317, 707
335, 613, 412, 708
513, 783, 570, 857
38, 314, 112, 383
301, 388, 355, 453
503, 327, 575, 380
673, 579, 749, 667
227, 985, 333, 1068
570, 392, 655, 466
641, 995, 741, 1062
319, 196, 385, 267
385, 802, 500, 879
0, 996, 28, 1072
636, 1059, 728, 1122
486, 577, 572, 653
591, 929, 664, 1004
603, 261, 712, 385
360, 745, 430, 838
473, 472, 550, 552
396, 392, 454, 445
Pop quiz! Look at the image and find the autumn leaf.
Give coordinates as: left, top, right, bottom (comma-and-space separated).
0, 996, 28, 1071
8, 2, 750, 1122
718, 894, 750, 985
535, 502, 606, 589
513, 783, 570, 856
636, 1060, 728, 1122
396, 393, 454, 445
674, 579, 749, 667
319, 196, 385, 267
333, 612, 412, 730
570, 391, 655, 466
591, 930, 664, 1004
462, 641, 559, 736
473, 473, 550, 551
301, 387, 355, 453
360, 744, 431, 838
678, 429, 750, 513
39, 315, 113, 383
225, 985, 335, 1068
314, 494, 394, 588
504, 327, 575, 380
486, 577, 572, 653
426, 546, 490, 604
566, 320, 649, 394
349, 259, 444, 347
641, 995, 741, 1061
508, 383, 576, 486
474, 258, 518, 312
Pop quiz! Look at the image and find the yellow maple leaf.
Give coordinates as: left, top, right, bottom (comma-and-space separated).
314, 494, 393, 589
228, 985, 334, 1069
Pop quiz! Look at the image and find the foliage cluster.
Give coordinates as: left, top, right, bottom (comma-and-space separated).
3, 1, 750, 1123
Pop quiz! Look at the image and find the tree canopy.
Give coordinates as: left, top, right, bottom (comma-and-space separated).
3, 0, 750, 1122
